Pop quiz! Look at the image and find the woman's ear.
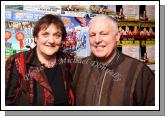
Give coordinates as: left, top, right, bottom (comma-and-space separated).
34, 37, 37, 43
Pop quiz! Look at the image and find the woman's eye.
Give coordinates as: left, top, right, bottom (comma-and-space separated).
54, 34, 61, 38
42, 33, 49, 37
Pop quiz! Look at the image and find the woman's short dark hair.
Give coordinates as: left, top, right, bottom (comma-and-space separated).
33, 14, 67, 40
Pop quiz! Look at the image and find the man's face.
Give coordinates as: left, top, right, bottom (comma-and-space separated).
89, 17, 118, 60
35, 24, 62, 57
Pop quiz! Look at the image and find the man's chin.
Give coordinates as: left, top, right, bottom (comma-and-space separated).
94, 54, 105, 58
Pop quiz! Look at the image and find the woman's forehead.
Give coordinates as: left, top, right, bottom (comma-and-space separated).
39, 23, 61, 31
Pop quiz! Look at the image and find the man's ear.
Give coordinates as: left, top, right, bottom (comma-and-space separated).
115, 32, 121, 41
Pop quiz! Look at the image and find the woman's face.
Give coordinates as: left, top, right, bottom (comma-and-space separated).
35, 24, 62, 57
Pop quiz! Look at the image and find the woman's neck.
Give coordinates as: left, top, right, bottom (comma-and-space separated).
36, 50, 57, 68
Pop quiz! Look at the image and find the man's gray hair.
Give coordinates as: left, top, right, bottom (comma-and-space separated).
89, 14, 118, 33
107, 15, 118, 33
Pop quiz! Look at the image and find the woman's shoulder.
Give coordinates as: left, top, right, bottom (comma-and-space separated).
6, 50, 32, 64
6, 52, 20, 64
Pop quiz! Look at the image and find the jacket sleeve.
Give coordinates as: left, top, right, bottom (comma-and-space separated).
72, 63, 81, 91
133, 65, 155, 106
5, 56, 20, 106
72, 57, 88, 90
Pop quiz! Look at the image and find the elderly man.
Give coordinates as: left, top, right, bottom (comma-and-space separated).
73, 15, 155, 106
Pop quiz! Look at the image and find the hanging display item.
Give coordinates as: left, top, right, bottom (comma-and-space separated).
5, 30, 12, 42
15, 32, 25, 49
5, 5, 155, 70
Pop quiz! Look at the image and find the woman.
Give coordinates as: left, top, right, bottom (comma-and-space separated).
5, 14, 76, 106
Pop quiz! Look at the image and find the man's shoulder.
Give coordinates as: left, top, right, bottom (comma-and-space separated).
73, 56, 93, 70
120, 53, 153, 73
121, 53, 144, 65
75, 56, 92, 64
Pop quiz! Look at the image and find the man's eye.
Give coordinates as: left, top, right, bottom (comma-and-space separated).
101, 33, 108, 35
90, 34, 95, 37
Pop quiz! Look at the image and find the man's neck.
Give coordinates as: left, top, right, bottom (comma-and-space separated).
98, 49, 117, 65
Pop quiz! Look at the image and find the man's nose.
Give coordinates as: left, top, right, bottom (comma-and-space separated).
95, 34, 101, 43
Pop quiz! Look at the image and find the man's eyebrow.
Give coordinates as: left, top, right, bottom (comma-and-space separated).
89, 30, 108, 33
100, 31, 107, 33
89, 32, 95, 34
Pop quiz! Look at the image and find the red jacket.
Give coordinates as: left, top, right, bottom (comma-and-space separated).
5, 47, 76, 106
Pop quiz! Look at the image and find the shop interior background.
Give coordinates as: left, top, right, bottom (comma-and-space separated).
5, 5, 155, 72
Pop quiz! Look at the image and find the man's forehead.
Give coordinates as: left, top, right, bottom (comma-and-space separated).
89, 19, 113, 28
89, 16, 112, 26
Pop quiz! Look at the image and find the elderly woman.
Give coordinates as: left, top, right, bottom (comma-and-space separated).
5, 14, 76, 106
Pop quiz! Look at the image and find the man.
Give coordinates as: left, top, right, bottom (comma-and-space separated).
73, 15, 155, 106
5, 14, 75, 106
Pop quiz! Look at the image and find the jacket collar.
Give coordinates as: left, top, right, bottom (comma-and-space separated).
106, 49, 122, 70
25, 46, 68, 67
25, 47, 68, 94
25, 46, 41, 67
90, 49, 122, 69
